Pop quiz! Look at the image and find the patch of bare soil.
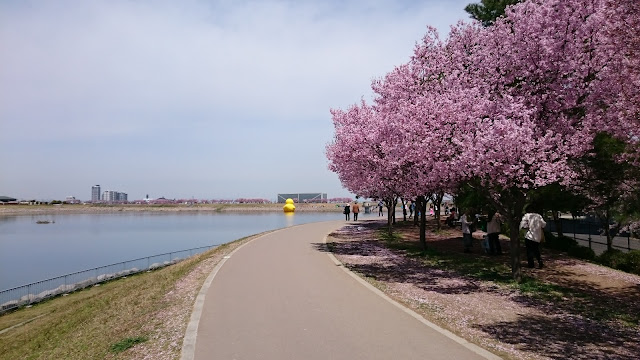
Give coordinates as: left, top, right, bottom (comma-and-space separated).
328, 219, 640, 360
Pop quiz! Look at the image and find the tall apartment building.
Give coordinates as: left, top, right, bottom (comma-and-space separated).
101, 190, 128, 203
91, 185, 101, 202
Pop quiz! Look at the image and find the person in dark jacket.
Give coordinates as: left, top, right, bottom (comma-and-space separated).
343, 203, 351, 221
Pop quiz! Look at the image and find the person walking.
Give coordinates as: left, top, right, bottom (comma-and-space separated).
460, 210, 474, 253
343, 203, 351, 221
486, 212, 503, 255
409, 201, 415, 218
378, 200, 384, 216
520, 212, 546, 268
352, 202, 360, 221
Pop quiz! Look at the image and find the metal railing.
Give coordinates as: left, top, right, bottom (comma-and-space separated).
546, 218, 640, 255
0, 245, 218, 314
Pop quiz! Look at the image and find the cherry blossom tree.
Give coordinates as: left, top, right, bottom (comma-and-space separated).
328, 0, 639, 280
326, 101, 405, 231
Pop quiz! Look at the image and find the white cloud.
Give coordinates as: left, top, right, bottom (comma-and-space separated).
0, 0, 471, 199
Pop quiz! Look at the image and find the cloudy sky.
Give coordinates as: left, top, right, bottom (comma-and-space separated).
1, 0, 472, 201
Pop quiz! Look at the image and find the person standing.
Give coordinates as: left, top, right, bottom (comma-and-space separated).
460, 210, 473, 253
343, 203, 351, 221
487, 212, 503, 255
520, 212, 546, 268
378, 200, 384, 216
409, 201, 415, 218
352, 202, 360, 221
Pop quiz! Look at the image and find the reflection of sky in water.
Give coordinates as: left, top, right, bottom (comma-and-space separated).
0, 212, 373, 290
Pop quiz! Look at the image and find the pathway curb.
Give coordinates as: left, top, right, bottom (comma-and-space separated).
323, 232, 502, 360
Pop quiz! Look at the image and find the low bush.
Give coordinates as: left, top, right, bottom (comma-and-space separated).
596, 250, 640, 275
567, 245, 596, 261
615, 250, 640, 275
543, 231, 578, 252
597, 249, 626, 269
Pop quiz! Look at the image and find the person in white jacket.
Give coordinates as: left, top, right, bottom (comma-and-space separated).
520, 212, 547, 268
460, 210, 474, 253
487, 212, 503, 255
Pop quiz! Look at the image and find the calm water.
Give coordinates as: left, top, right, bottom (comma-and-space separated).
0, 211, 360, 291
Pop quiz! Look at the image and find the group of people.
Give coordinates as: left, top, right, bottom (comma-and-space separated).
345, 198, 547, 269
459, 209, 546, 268
342, 202, 360, 221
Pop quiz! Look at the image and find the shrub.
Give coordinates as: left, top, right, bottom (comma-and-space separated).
598, 249, 626, 269
567, 245, 596, 261
616, 250, 640, 275
543, 232, 578, 252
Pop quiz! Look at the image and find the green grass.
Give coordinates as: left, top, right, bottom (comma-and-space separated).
110, 336, 149, 353
0, 236, 256, 360
374, 227, 640, 327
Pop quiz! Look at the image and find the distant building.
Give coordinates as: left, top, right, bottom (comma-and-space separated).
65, 196, 80, 204
91, 185, 101, 202
0, 196, 18, 204
101, 190, 128, 203
277, 193, 327, 203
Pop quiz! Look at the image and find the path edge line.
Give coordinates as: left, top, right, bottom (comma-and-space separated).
323, 233, 502, 360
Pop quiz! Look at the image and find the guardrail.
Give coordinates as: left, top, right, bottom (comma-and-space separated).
546, 218, 639, 254
0, 245, 218, 314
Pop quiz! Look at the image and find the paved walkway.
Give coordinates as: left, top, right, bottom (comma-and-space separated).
183, 220, 499, 360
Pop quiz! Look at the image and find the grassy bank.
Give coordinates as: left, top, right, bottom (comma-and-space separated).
0, 233, 262, 360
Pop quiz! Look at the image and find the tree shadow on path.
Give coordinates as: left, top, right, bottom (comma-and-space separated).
314, 220, 640, 360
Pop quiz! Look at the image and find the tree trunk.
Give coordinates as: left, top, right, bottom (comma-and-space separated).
414, 197, 420, 227
386, 198, 393, 235
501, 189, 525, 283
401, 198, 407, 222
434, 191, 444, 231
508, 216, 522, 283
604, 209, 613, 252
417, 195, 427, 251
392, 198, 397, 225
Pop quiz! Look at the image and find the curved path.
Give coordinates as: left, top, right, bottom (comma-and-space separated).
183, 220, 499, 360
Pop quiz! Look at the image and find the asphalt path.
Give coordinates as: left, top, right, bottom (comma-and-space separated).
183, 220, 499, 360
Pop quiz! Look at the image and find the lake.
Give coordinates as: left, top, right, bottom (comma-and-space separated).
0, 211, 365, 291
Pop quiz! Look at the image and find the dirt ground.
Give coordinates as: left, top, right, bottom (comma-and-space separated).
328, 219, 640, 360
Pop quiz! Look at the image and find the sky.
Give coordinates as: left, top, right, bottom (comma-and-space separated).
0, 0, 473, 201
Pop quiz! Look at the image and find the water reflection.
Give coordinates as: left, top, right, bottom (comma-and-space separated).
284, 212, 295, 228
0, 211, 353, 290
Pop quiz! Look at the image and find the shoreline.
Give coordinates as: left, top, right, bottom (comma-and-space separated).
0, 203, 347, 215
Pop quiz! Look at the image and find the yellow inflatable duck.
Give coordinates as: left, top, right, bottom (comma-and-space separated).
283, 198, 296, 213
